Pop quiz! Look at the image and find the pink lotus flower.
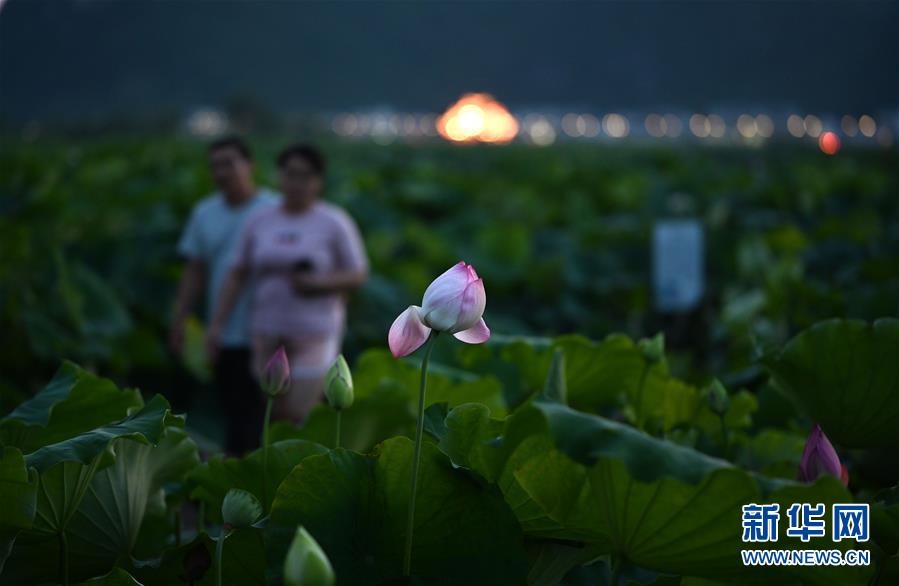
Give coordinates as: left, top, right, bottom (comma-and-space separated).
261, 346, 291, 396
799, 424, 849, 487
388, 261, 490, 357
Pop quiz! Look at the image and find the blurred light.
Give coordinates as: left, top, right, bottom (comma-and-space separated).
526, 115, 556, 146
841, 115, 858, 137
804, 115, 822, 138
419, 115, 437, 136
437, 93, 518, 143
645, 113, 665, 138
562, 113, 582, 137
876, 127, 893, 147
402, 115, 418, 136
858, 114, 876, 137
186, 108, 227, 138
663, 114, 683, 137
755, 114, 774, 138
371, 114, 396, 145
580, 114, 601, 137
819, 131, 840, 155
737, 114, 757, 138
355, 115, 372, 135
332, 113, 359, 137
708, 114, 726, 138
602, 113, 629, 138
787, 114, 805, 137
689, 114, 710, 138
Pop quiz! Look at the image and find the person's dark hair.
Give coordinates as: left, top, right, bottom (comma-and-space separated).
277, 143, 326, 176
208, 136, 253, 161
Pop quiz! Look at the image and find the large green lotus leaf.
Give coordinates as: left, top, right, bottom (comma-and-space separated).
0, 447, 38, 574
1, 396, 184, 584
1, 361, 142, 453
64, 427, 199, 570
188, 439, 327, 518
434, 402, 871, 584
352, 348, 508, 416
534, 401, 734, 487
492, 335, 704, 432
432, 402, 504, 479
531, 404, 871, 584
274, 386, 415, 452
764, 318, 899, 448
265, 438, 529, 585
24, 394, 175, 472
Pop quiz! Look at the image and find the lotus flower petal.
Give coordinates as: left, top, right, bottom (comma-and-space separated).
262, 346, 291, 396
421, 262, 471, 331
453, 278, 486, 333
453, 318, 491, 344
798, 425, 844, 484
388, 306, 431, 357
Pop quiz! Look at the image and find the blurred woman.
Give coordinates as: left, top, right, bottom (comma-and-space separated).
207, 144, 368, 422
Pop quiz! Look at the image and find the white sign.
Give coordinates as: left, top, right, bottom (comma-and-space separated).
653, 220, 704, 312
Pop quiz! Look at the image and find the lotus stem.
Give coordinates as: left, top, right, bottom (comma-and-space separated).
334, 409, 342, 449
633, 362, 650, 429
403, 331, 437, 577
610, 555, 622, 586
58, 531, 69, 586
215, 529, 230, 586
261, 395, 274, 510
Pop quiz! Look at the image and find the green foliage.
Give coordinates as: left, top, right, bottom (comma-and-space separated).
265, 439, 530, 585
0, 363, 197, 584
189, 439, 327, 519
0, 447, 38, 574
764, 318, 899, 448
1, 361, 142, 453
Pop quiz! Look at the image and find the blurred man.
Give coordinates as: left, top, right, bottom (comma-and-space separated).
170, 136, 278, 454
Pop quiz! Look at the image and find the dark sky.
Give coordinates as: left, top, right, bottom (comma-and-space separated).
1, 0, 897, 121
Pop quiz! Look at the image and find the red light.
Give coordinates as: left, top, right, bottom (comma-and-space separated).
819, 131, 840, 155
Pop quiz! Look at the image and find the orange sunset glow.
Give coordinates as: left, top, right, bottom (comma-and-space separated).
437, 93, 519, 143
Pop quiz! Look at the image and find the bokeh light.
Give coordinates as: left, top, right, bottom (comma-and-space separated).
858, 114, 876, 138
437, 93, 518, 143
645, 113, 666, 138
708, 114, 726, 138
689, 114, 710, 138
804, 115, 822, 138
737, 114, 757, 138
524, 115, 556, 146
787, 114, 805, 137
663, 114, 683, 137
841, 115, 858, 137
755, 114, 774, 138
602, 113, 629, 138
819, 131, 840, 155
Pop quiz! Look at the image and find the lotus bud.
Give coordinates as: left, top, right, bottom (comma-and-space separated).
221, 488, 263, 530
638, 333, 665, 364
798, 425, 849, 487
284, 526, 335, 586
704, 379, 730, 416
389, 261, 490, 357
262, 346, 291, 397
324, 355, 354, 410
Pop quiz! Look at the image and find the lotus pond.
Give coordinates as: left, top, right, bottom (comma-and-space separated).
0, 138, 897, 585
